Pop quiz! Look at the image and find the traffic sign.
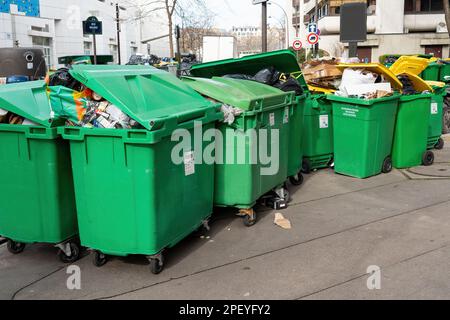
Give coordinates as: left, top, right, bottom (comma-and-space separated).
308, 23, 318, 34
83, 16, 103, 35
292, 39, 303, 51
307, 33, 319, 45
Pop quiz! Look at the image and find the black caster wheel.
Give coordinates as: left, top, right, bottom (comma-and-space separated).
422, 151, 434, 166
240, 209, 257, 227
92, 250, 107, 267
435, 138, 445, 150
289, 172, 304, 186
382, 156, 393, 173
328, 157, 335, 168
7, 240, 25, 254
149, 256, 164, 275
302, 158, 312, 174
58, 242, 81, 263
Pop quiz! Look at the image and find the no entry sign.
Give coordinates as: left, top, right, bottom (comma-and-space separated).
307, 32, 319, 45
292, 39, 303, 51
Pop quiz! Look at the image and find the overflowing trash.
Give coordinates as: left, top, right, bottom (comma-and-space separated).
302, 59, 343, 91
0, 107, 38, 126
335, 68, 392, 99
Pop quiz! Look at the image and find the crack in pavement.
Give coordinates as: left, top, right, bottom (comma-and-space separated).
294, 243, 450, 300
93, 198, 450, 300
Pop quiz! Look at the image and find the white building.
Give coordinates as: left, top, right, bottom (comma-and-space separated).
232, 26, 262, 38
0, 0, 171, 69
285, 0, 450, 61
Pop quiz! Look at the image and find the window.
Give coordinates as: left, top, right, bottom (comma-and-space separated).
419, 0, 445, 12
404, 0, 414, 12
32, 36, 51, 68
84, 42, 92, 55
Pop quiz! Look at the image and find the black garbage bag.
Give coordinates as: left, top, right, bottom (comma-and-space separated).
223, 74, 254, 81
397, 74, 416, 95
253, 67, 280, 85
48, 67, 84, 91
274, 77, 304, 96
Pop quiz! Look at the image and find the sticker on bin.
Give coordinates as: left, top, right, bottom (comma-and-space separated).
431, 102, 438, 115
184, 151, 195, 176
319, 115, 329, 129
283, 107, 289, 124
270, 113, 275, 126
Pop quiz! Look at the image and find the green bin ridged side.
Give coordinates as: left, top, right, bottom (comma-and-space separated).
421, 64, 441, 81
428, 91, 444, 149
64, 126, 215, 257
329, 95, 399, 179
439, 64, 450, 82
0, 126, 78, 244
302, 94, 334, 169
287, 95, 306, 177
214, 107, 290, 209
392, 95, 431, 168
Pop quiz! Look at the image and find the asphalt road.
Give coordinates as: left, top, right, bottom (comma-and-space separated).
1, 136, 450, 300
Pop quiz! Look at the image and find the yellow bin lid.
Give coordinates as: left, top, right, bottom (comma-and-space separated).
337, 63, 403, 90
308, 85, 336, 94
390, 56, 429, 76
398, 72, 433, 92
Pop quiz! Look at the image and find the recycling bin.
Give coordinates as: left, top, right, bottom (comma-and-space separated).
421, 62, 441, 81
189, 49, 309, 186
0, 80, 79, 262
183, 76, 294, 226
328, 94, 400, 179
392, 94, 434, 169
59, 65, 222, 274
302, 94, 334, 173
439, 61, 450, 82
428, 85, 446, 150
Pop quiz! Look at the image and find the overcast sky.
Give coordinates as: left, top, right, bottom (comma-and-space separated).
206, 0, 287, 30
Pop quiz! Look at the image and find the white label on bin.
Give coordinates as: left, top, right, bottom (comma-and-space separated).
283, 107, 289, 124
319, 115, 329, 129
269, 113, 275, 126
184, 151, 195, 176
27, 62, 33, 70
431, 102, 438, 115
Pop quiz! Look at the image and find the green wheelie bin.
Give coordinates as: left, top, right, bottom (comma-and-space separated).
392, 94, 434, 169
59, 65, 222, 274
183, 76, 294, 226
189, 49, 309, 187
301, 94, 334, 173
439, 61, 450, 82
0, 81, 80, 262
328, 94, 400, 179
427, 84, 446, 150
421, 62, 441, 81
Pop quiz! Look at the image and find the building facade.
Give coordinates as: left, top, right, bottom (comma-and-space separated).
286, 0, 450, 61
0, 0, 148, 69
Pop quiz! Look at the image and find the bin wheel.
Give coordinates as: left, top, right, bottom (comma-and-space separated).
302, 159, 312, 174
435, 138, 445, 150
382, 157, 393, 174
240, 209, 257, 227
289, 172, 304, 186
149, 256, 164, 275
422, 151, 435, 166
328, 157, 335, 168
58, 242, 80, 264
93, 251, 107, 267
7, 240, 25, 254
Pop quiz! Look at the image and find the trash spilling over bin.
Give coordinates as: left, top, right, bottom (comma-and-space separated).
183, 76, 294, 226
59, 65, 222, 274
189, 49, 309, 187
0, 80, 80, 262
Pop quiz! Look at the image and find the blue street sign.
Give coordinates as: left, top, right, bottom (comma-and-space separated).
83, 16, 103, 35
308, 23, 318, 34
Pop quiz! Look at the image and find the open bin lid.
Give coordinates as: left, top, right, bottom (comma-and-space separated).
390, 56, 429, 76
0, 80, 54, 127
189, 50, 308, 92
182, 76, 293, 111
336, 63, 403, 90
398, 72, 433, 93
69, 65, 217, 131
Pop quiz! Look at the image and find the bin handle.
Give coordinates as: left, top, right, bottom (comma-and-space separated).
25, 127, 57, 140
60, 127, 84, 140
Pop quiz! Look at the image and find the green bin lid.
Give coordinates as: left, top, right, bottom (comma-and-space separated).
0, 80, 54, 127
182, 76, 293, 111
69, 65, 216, 131
189, 50, 308, 92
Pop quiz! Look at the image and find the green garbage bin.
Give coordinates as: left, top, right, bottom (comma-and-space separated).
421, 62, 441, 81
302, 94, 334, 173
59, 65, 222, 274
189, 49, 309, 186
428, 86, 446, 150
0, 81, 79, 262
392, 94, 434, 169
183, 76, 294, 226
439, 62, 450, 83
328, 94, 400, 179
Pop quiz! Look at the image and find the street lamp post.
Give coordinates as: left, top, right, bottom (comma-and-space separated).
268, 1, 290, 49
